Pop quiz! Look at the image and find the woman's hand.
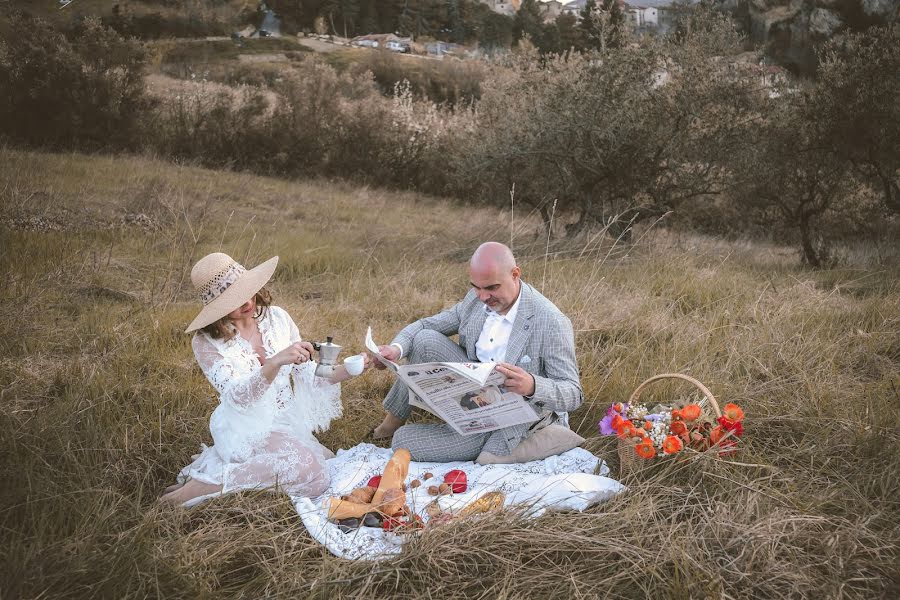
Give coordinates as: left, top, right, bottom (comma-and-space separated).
271, 343, 312, 367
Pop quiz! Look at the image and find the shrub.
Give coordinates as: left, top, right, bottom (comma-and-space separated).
0, 14, 148, 150
350, 50, 485, 107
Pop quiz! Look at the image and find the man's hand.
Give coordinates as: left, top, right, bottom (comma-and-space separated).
371, 344, 400, 370
495, 362, 535, 397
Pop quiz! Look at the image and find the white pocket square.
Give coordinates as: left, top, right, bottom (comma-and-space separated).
519, 355, 532, 364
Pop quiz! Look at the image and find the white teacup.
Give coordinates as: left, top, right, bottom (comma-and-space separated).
344, 354, 365, 376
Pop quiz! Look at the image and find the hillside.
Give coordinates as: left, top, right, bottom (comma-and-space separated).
1, 149, 898, 597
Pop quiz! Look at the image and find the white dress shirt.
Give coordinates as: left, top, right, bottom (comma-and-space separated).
392, 289, 522, 362
475, 289, 521, 364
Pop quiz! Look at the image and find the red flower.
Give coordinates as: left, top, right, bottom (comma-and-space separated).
722, 403, 745, 423
717, 416, 744, 437
670, 421, 688, 436
367, 475, 382, 488
681, 404, 701, 422
635, 440, 656, 459
443, 469, 468, 493
662, 435, 683, 454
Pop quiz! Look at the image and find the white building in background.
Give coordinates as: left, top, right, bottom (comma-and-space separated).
561, 0, 588, 19
478, 0, 521, 15
541, 0, 565, 21
625, 4, 659, 27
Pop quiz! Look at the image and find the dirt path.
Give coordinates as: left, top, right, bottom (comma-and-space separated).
295, 37, 346, 53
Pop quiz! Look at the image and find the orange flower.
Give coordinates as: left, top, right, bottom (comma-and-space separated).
613, 403, 624, 413
662, 435, 683, 454
611, 414, 625, 433
681, 404, 701, 422
636, 427, 648, 437
671, 408, 683, 421
635, 440, 656, 459
723, 403, 744, 423
620, 421, 637, 438
670, 421, 688, 436
709, 425, 725, 445
644, 421, 653, 430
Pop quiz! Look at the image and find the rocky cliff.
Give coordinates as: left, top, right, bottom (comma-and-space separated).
721, 0, 898, 71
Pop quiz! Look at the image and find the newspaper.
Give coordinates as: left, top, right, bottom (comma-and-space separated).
365, 327, 540, 436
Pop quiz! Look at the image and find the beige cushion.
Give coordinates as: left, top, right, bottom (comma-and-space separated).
476, 424, 585, 465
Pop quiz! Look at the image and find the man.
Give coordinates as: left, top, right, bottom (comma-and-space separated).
371, 242, 582, 462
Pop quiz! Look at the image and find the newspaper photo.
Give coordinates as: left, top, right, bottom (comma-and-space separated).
365, 327, 540, 435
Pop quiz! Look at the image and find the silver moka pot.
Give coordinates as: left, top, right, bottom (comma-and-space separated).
312, 336, 341, 378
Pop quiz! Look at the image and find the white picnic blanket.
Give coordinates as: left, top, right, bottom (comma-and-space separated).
291, 443, 625, 560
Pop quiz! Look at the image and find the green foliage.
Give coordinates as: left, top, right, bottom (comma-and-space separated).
0, 6, 896, 268
269, 0, 511, 44
350, 49, 484, 106
578, 0, 627, 50
731, 98, 854, 268
0, 14, 148, 150
812, 25, 900, 214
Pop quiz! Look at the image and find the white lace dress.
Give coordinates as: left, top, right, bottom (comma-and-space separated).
178, 306, 342, 497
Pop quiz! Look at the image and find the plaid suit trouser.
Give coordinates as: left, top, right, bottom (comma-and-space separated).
383, 329, 497, 462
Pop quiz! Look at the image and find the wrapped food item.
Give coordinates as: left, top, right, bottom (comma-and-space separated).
456, 491, 505, 518
443, 470, 468, 493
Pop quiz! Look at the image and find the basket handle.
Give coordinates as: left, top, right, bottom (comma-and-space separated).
627, 373, 721, 418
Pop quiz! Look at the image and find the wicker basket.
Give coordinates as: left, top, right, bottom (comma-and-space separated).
617, 373, 722, 476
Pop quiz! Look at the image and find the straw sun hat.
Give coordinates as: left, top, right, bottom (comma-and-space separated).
185, 252, 279, 333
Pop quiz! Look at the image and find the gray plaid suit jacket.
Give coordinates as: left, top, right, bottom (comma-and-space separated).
391, 281, 582, 454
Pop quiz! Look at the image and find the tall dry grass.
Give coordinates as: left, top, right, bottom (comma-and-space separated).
1, 148, 898, 598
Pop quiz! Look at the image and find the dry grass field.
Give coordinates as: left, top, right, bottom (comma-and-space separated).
1, 148, 898, 598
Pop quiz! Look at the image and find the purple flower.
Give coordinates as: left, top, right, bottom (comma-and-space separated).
598, 414, 615, 436
607, 402, 627, 417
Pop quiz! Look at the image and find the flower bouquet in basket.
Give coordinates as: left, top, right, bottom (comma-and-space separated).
598, 374, 745, 474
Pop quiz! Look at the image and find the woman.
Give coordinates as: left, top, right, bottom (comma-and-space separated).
161, 252, 367, 506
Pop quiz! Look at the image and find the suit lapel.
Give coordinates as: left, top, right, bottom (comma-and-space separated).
503, 282, 534, 364
466, 304, 488, 360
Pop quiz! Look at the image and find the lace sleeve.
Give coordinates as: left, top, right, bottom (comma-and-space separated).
192, 334, 272, 411
285, 310, 302, 344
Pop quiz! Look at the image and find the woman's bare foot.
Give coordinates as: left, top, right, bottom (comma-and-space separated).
372, 413, 405, 439
163, 482, 185, 495
160, 479, 222, 505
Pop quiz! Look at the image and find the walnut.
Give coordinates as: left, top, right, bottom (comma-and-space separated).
438, 483, 452, 495
425, 500, 443, 518
409, 479, 421, 489
427, 485, 440, 496
422, 472, 434, 480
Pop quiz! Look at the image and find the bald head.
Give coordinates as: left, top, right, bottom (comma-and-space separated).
469, 242, 521, 315
471, 242, 516, 272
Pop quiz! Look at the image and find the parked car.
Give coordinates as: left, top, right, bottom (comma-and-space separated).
352, 39, 379, 48
385, 40, 410, 53
258, 29, 271, 37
